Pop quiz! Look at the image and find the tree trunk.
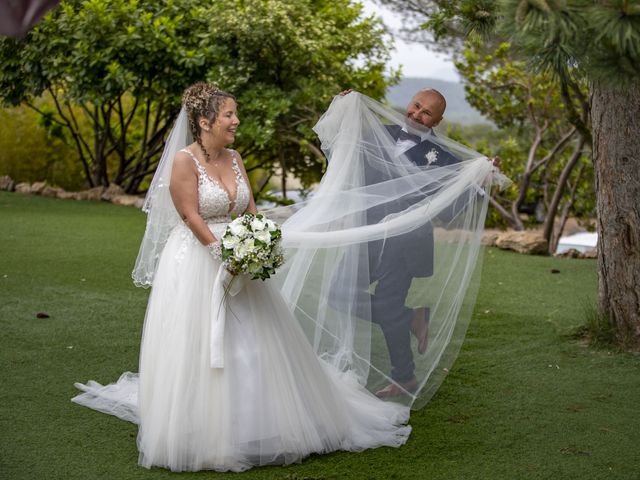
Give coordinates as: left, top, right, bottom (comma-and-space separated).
591, 80, 640, 349
542, 135, 586, 252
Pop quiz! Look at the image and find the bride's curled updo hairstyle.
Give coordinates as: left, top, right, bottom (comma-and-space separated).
182, 82, 235, 146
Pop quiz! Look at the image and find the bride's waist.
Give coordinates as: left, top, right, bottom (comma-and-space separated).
173, 217, 231, 238
204, 215, 232, 225
206, 217, 231, 238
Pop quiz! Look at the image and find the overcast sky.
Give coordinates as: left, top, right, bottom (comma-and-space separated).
361, 1, 460, 82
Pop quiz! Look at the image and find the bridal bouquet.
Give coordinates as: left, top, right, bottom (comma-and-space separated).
218, 213, 285, 280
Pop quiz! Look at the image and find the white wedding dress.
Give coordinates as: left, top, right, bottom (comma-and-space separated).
73, 149, 410, 472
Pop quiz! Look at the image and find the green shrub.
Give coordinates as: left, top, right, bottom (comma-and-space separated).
0, 101, 85, 190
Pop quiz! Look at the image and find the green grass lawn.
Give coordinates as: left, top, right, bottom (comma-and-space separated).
1, 191, 638, 480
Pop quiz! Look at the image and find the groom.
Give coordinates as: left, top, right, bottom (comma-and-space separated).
339, 88, 495, 398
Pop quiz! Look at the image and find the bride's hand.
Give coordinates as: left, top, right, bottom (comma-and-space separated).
206, 241, 222, 258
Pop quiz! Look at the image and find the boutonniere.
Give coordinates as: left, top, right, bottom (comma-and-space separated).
425, 148, 438, 165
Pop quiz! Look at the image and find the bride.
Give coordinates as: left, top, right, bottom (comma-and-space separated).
72, 83, 411, 472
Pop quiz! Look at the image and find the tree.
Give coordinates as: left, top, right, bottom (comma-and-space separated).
455, 39, 593, 252
0, 0, 396, 194
381, 0, 640, 349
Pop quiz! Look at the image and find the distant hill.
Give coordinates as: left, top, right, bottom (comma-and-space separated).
386, 77, 490, 126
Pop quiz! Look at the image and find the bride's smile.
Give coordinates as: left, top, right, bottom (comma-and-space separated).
212, 99, 240, 144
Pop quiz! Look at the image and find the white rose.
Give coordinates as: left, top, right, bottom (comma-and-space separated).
242, 238, 255, 252
251, 217, 266, 231
265, 219, 277, 231
229, 223, 248, 237
235, 242, 249, 259
222, 235, 240, 249
254, 229, 271, 244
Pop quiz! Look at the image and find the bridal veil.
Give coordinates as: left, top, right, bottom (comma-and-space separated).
267, 93, 508, 408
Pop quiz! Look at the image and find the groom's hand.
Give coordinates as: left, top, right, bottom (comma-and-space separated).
491, 155, 502, 170
338, 89, 353, 97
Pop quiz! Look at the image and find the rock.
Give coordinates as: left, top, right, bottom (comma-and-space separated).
482, 230, 500, 246
15, 182, 31, 193
56, 190, 78, 200
0, 175, 15, 191
101, 183, 125, 201
76, 186, 106, 201
112, 194, 144, 208
30, 181, 47, 194
555, 248, 582, 258
495, 231, 548, 255
560, 218, 584, 236
41, 186, 64, 198
554, 247, 597, 259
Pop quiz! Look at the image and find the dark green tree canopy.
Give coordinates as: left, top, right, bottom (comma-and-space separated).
0, 0, 397, 193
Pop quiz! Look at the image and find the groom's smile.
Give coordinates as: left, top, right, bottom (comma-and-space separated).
406, 89, 446, 129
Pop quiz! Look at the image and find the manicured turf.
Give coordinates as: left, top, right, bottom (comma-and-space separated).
1, 191, 638, 479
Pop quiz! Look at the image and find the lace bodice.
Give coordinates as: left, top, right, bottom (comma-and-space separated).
180, 148, 251, 222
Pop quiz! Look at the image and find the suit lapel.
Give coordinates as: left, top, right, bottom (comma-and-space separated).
386, 124, 402, 141
405, 140, 431, 167
406, 136, 459, 167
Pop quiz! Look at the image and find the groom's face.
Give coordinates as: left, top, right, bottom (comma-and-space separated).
406, 91, 445, 128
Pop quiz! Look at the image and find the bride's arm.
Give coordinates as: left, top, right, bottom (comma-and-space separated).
233, 150, 258, 214
169, 152, 218, 245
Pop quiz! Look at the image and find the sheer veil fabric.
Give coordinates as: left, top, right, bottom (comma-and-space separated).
131, 107, 191, 288
267, 93, 509, 408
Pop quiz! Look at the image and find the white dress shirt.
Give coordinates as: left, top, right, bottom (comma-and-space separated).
395, 127, 433, 157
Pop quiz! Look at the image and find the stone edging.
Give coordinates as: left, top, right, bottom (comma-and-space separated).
0, 175, 144, 208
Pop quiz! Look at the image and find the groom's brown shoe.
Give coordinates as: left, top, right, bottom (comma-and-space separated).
411, 307, 430, 354
375, 377, 418, 398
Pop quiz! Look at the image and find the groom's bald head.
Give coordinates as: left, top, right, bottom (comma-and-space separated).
406, 89, 446, 128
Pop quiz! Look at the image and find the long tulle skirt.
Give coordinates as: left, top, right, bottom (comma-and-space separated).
73, 225, 410, 472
